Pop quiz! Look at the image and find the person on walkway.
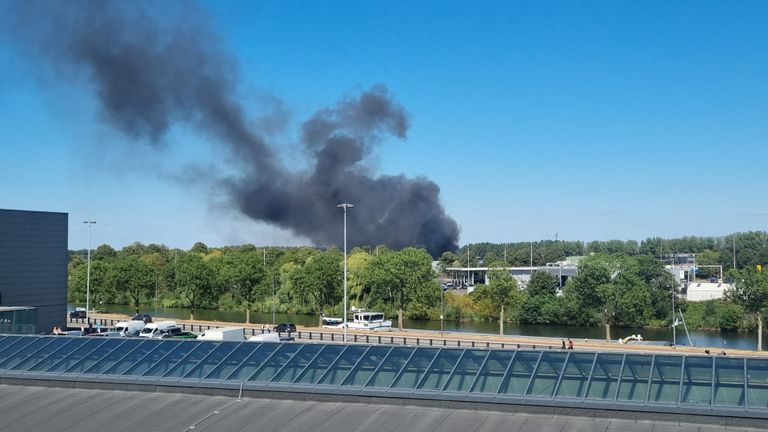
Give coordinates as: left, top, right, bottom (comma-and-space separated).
567, 338, 574, 350
561, 339, 566, 349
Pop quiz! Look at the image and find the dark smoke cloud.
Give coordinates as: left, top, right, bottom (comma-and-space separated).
5, 0, 459, 256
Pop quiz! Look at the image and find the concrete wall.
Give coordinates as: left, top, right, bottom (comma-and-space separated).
0, 209, 68, 333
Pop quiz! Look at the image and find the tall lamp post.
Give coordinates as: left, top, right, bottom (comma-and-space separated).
83, 221, 96, 324
440, 286, 445, 335
337, 203, 354, 343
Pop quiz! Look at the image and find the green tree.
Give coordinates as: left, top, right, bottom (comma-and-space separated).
726, 267, 768, 351
176, 252, 215, 320
365, 248, 438, 330
475, 261, 524, 335
438, 251, 461, 273
634, 255, 677, 323
67, 261, 86, 302
110, 255, 155, 314
191, 241, 209, 255
347, 250, 372, 306
568, 254, 651, 340
526, 271, 558, 297
93, 244, 117, 261
218, 251, 266, 324
291, 250, 343, 325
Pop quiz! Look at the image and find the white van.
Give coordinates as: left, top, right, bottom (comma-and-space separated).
247, 332, 280, 342
139, 321, 178, 338
114, 320, 145, 337
197, 327, 245, 341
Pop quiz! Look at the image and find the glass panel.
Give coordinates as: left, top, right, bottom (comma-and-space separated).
25, 338, 91, 372
498, 351, 540, 396
584, 353, 623, 400
0, 336, 30, 363
616, 355, 652, 402
681, 356, 713, 405
10, 337, 81, 371
341, 346, 392, 387
271, 344, 324, 383
713, 357, 745, 407
47, 339, 115, 373
747, 358, 768, 409
224, 343, 282, 381
418, 349, 464, 391
648, 355, 683, 404
205, 343, 264, 381
471, 350, 515, 394
161, 342, 219, 378
557, 353, 597, 399
527, 352, 567, 397
103, 340, 170, 375
247, 344, 303, 382
122, 341, 192, 376
183, 342, 240, 380
79, 339, 143, 374
366, 347, 414, 388
0, 337, 55, 369
444, 350, 488, 393
294, 345, 346, 385
391, 348, 439, 389
317, 345, 369, 386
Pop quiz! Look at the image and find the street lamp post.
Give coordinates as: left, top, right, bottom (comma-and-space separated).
337, 203, 354, 343
440, 286, 444, 335
83, 221, 96, 324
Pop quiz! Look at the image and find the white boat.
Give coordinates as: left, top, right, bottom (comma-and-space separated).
321, 314, 343, 327
344, 311, 392, 329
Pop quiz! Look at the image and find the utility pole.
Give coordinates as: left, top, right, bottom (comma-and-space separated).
265, 248, 275, 325
82, 221, 96, 325
530, 243, 533, 275
337, 203, 354, 343
672, 295, 677, 347
733, 235, 737, 270
466, 246, 471, 286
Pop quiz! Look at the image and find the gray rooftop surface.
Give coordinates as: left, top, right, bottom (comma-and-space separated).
0, 384, 764, 432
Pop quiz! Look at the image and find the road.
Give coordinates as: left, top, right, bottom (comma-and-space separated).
74, 312, 768, 357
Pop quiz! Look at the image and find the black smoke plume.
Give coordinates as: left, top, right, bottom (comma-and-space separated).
5, 1, 459, 255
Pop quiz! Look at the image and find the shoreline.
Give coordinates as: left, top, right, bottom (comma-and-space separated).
86, 311, 768, 358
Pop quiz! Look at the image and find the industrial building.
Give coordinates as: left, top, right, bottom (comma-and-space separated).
445, 258, 580, 290
0, 209, 68, 334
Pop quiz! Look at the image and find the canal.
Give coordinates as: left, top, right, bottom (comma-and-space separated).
71, 303, 766, 351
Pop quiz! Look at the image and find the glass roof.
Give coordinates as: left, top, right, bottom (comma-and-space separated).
0, 335, 766, 418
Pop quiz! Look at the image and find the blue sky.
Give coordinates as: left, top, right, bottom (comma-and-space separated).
1, 1, 766, 251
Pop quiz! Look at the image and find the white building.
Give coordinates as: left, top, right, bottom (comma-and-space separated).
686, 282, 733, 302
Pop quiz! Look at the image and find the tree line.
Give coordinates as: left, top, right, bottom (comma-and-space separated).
68, 242, 439, 328
68, 231, 768, 345
444, 231, 768, 270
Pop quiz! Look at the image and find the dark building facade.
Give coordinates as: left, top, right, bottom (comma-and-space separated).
0, 209, 68, 333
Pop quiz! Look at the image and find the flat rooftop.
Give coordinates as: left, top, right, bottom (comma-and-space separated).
0, 384, 762, 432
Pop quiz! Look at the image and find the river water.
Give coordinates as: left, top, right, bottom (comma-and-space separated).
71, 303, 766, 351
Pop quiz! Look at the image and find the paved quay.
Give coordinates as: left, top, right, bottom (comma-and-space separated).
81, 312, 768, 357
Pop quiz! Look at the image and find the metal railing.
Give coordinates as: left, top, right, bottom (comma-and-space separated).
67, 317, 556, 350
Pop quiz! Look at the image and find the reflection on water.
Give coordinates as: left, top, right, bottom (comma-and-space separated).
71, 303, 764, 351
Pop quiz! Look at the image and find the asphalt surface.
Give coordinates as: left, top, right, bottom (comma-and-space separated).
80, 313, 768, 357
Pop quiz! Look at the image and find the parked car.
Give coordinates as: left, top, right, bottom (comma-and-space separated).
69, 310, 87, 319
273, 323, 296, 334
131, 313, 153, 324
164, 330, 196, 339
